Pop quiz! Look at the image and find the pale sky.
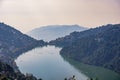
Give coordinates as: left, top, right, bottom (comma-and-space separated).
0, 0, 120, 33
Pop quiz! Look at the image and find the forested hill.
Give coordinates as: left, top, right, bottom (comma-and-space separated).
59, 24, 120, 74
0, 22, 46, 58
0, 22, 46, 71
0, 61, 39, 80
49, 24, 117, 47
61, 24, 120, 73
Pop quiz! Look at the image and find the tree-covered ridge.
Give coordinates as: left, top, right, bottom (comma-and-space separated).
0, 22, 46, 58
0, 22, 46, 67
60, 24, 120, 74
0, 61, 41, 80
49, 24, 115, 47
0, 23, 46, 79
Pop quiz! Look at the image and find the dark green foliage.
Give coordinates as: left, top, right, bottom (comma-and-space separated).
90, 78, 93, 80
64, 78, 67, 80
0, 61, 14, 72
0, 61, 39, 80
59, 24, 120, 74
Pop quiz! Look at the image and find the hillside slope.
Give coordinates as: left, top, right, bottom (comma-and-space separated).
49, 24, 115, 47
49, 24, 120, 74
0, 22, 46, 71
0, 23, 45, 58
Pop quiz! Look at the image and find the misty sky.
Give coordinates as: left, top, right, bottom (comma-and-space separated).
0, 0, 120, 33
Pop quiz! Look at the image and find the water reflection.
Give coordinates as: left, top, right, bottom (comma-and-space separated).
61, 55, 120, 80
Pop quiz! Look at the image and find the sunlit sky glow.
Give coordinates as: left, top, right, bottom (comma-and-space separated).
0, 0, 120, 33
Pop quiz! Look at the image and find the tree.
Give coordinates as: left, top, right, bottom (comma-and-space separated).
64, 78, 67, 80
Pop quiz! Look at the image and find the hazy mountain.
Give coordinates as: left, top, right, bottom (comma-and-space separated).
27, 25, 87, 42
50, 24, 120, 74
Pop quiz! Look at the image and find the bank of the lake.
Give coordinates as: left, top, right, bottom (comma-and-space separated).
15, 46, 88, 80
15, 45, 120, 80
62, 55, 120, 80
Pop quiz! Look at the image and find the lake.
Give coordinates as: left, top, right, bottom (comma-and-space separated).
15, 45, 120, 80
15, 45, 88, 80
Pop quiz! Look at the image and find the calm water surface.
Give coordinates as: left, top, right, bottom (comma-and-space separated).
15, 46, 88, 80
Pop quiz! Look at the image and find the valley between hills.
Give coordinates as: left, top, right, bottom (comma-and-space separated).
0, 23, 120, 80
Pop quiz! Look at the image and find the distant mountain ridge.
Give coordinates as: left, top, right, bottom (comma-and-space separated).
49, 24, 120, 74
27, 25, 87, 41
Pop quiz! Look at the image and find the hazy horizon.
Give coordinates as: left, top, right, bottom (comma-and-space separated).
0, 0, 120, 33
